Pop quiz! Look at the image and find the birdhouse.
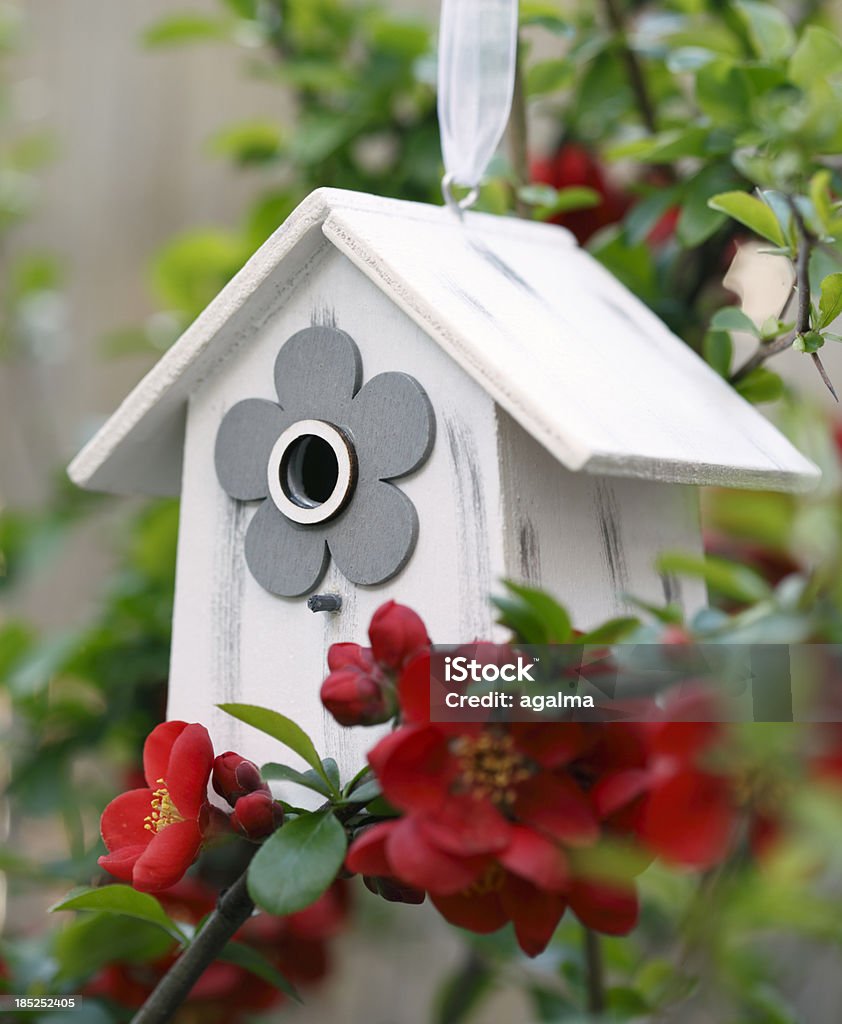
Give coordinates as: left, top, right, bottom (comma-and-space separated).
68, 189, 818, 774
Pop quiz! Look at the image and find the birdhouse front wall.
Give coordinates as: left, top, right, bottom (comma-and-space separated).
167, 242, 706, 777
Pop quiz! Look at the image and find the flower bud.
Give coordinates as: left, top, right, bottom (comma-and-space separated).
327, 642, 375, 672
230, 791, 284, 840
212, 752, 268, 807
320, 665, 393, 727
363, 874, 426, 905
368, 601, 429, 670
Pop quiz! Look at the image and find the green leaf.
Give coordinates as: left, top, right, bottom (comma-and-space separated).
50, 886, 187, 942
209, 121, 284, 166
789, 26, 842, 88
676, 162, 736, 248
519, 184, 600, 221
708, 192, 787, 247
576, 617, 640, 644
519, 2, 570, 33
219, 942, 301, 1002
794, 330, 824, 353
143, 14, 229, 47
247, 810, 346, 916
219, 704, 335, 792
525, 59, 573, 96
260, 762, 332, 797
703, 330, 733, 378
497, 582, 573, 643
817, 273, 842, 330
735, 1, 795, 61
656, 552, 773, 603
710, 307, 759, 336
321, 757, 341, 793
340, 779, 382, 805
735, 366, 785, 403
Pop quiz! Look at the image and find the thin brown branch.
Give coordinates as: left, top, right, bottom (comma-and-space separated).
131, 866, 256, 1024
599, 0, 657, 134
730, 196, 838, 399
507, 42, 531, 219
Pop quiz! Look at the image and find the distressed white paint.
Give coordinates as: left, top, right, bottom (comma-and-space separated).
69, 189, 820, 497
169, 247, 704, 776
66, 187, 797, 775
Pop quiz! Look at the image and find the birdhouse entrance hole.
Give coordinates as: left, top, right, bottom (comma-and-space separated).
267, 419, 357, 526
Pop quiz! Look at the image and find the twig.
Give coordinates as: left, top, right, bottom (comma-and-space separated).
730, 197, 838, 400
507, 41, 531, 219
599, 0, 657, 134
791, 198, 838, 401
130, 867, 255, 1024
583, 927, 605, 1016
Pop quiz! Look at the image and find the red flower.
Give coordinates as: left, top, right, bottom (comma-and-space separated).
368, 600, 430, 670
347, 720, 613, 955
320, 661, 392, 726
321, 601, 430, 727
212, 751, 268, 806
531, 142, 630, 244
99, 721, 216, 892
231, 790, 284, 840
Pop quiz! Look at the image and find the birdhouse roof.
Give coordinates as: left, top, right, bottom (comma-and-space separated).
69, 188, 819, 496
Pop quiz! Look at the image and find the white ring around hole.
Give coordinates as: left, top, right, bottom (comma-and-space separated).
267, 419, 356, 526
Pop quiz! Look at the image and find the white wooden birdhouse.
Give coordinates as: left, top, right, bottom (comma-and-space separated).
68, 188, 819, 773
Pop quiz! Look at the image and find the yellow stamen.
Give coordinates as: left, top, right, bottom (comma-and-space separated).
465, 863, 505, 896
451, 732, 532, 807
144, 778, 184, 833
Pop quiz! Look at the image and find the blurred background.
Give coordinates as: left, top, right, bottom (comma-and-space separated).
5, 1, 842, 1022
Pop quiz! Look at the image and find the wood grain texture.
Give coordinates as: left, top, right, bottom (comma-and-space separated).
69, 188, 820, 497
168, 248, 506, 777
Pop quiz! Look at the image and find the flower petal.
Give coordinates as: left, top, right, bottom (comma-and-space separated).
369, 725, 454, 813
144, 722, 188, 788
101, 789, 156, 852
348, 372, 434, 481
568, 878, 639, 936
642, 769, 736, 869
167, 723, 214, 819
515, 774, 599, 847
326, 480, 417, 586
132, 819, 203, 893
244, 499, 330, 597
386, 817, 483, 894
499, 825, 569, 892
98, 845, 150, 883
214, 399, 289, 501
417, 796, 512, 857
500, 875, 567, 956
431, 888, 508, 935
274, 327, 362, 421
346, 822, 396, 877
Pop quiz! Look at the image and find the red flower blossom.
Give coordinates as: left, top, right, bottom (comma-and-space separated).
346, 719, 624, 955
321, 601, 430, 727
531, 142, 630, 244
99, 721, 216, 892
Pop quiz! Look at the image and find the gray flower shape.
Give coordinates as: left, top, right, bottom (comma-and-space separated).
214, 326, 435, 598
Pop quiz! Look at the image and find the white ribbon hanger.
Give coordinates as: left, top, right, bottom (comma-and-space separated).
437, 0, 519, 213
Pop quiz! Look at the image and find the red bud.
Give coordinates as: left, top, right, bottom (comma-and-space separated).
368, 601, 429, 671
230, 790, 284, 840
212, 752, 268, 807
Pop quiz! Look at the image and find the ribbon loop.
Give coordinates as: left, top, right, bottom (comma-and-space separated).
437, 0, 519, 194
